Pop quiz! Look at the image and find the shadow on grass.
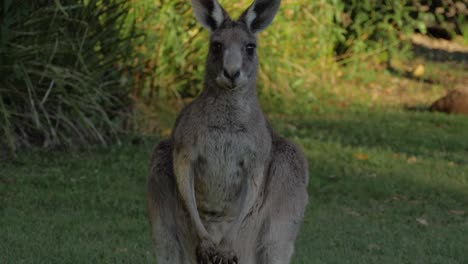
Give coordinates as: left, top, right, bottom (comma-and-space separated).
285, 110, 468, 263
296, 145, 468, 263
386, 65, 437, 85
404, 104, 431, 112
304, 137, 468, 203
286, 110, 468, 165
412, 42, 468, 64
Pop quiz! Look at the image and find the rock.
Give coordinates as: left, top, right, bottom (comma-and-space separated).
430, 86, 468, 115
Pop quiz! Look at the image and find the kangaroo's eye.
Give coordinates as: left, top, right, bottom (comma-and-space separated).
211, 41, 223, 53
246, 43, 256, 56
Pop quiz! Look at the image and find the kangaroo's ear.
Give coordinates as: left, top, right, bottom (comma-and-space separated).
239, 0, 281, 34
191, 0, 229, 31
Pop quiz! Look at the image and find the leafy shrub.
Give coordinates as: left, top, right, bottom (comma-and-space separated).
413, 0, 468, 38
334, 0, 426, 59
129, 0, 206, 101
0, 0, 140, 155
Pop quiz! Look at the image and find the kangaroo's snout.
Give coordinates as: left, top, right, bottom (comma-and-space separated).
223, 69, 240, 81
218, 48, 244, 88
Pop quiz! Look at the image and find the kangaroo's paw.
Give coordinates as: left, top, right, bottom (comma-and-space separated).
211, 248, 238, 264
196, 239, 217, 264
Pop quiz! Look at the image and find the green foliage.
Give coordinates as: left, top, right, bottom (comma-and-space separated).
130, 0, 345, 115
1, 0, 462, 152
461, 23, 468, 44
129, 0, 206, 101
130, 0, 432, 119
256, 0, 341, 113
0, 0, 140, 155
415, 0, 468, 36
334, 0, 425, 59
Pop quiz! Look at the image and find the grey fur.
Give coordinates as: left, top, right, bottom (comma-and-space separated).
147, 0, 309, 263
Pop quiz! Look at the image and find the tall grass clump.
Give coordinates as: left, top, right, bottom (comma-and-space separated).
124, 0, 206, 132
0, 0, 141, 156
256, 0, 344, 114
129, 0, 206, 101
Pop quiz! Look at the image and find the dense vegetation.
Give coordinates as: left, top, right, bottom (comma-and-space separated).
0, 0, 140, 155
1, 0, 467, 155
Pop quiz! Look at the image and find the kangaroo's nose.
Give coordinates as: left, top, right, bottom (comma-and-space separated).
223, 69, 241, 81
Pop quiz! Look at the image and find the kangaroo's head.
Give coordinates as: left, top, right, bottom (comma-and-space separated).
191, 0, 280, 91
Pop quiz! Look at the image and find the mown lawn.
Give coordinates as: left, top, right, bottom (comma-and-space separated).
1, 107, 467, 263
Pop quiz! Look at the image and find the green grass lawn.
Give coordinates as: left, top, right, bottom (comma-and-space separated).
1, 108, 467, 263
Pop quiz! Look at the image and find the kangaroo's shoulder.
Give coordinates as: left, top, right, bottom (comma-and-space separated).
173, 97, 204, 129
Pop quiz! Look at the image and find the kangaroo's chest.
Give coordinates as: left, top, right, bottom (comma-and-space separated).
193, 126, 257, 215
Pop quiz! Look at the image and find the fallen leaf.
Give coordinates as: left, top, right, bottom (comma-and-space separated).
353, 153, 369, 161
368, 244, 381, 250
412, 64, 425, 78
407, 156, 418, 164
344, 208, 361, 216
115, 247, 128, 253
160, 128, 172, 137
285, 124, 297, 131
390, 195, 405, 201
449, 210, 465, 216
416, 218, 429, 226
409, 199, 422, 205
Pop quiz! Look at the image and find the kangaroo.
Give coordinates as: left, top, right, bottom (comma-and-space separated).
146, 0, 309, 263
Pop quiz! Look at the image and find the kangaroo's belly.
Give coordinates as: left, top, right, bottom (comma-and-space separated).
194, 131, 254, 217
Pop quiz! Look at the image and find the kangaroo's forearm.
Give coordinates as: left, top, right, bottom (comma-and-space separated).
173, 155, 210, 240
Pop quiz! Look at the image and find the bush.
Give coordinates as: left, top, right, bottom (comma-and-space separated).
0, 0, 140, 155
413, 0, 468, 38
129, 0, 207, 101
334, 0, 426, 59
